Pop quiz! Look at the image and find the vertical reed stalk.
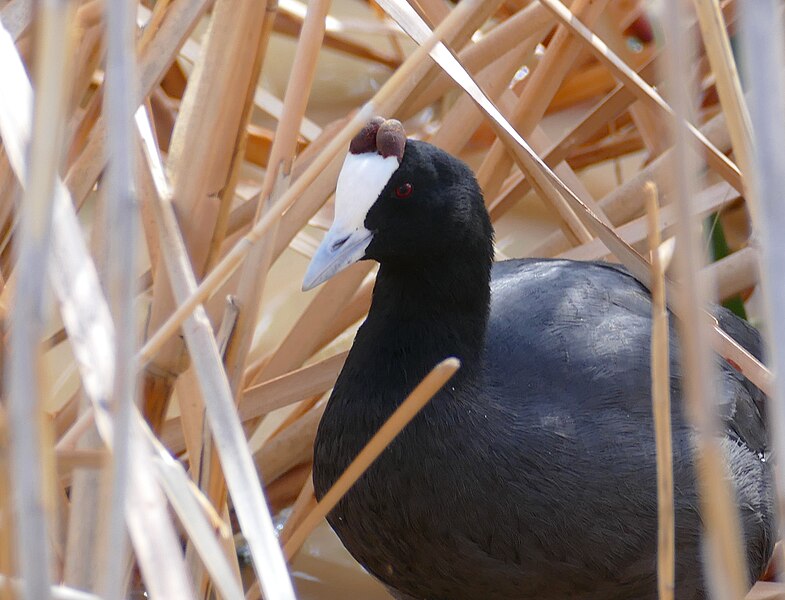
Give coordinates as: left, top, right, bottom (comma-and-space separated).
739, 0, 785, 580
99, 0, 139, 598
663, 0, 747, 597
647, 182, 675, 600
4, 2, 73, 597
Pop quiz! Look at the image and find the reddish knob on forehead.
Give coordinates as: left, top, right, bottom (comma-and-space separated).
376, 119, 406, 162
349, 117, 385, 155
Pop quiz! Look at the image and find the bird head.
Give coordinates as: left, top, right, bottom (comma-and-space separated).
302, 117, 491, 291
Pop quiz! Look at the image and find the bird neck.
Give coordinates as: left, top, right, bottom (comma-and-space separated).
360, 253, 492, 383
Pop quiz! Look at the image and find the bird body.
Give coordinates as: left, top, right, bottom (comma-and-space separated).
304, 119, 775, 600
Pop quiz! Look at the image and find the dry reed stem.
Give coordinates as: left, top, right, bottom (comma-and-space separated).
136, 414, 245, 600
474, 0, 607, 243
663, 0, 747, 596
409, 0, 450, 24
222, 0, 332, 465
245, 473, 317, 600
64, 0, 212, 207
169, 31, 326, 144
487, 57, 659, 219
136, 138, 162, 276
174, 367, 209, 480
710, 246, 758, 302
174, 362, 245, 600
163, 0, 273, 277
125, 430, 197, 600
63, 422, 105, 591
66, 15, 104, 126
162, 3, 280, 595
530, 102, 732, 256
141, 0, 276, 430
68, 285, 354, 461
559, 181, 740, 261
646, 182, 674, 600
203, 1, 279, 276
162, 350, 348, 454
275, 0, 400, 69
0, 406, 13, 600
136, 109, 296, 600
429, 39, 540, 153
99, 0, 140, 597
56, 402, 96, 452
12, 89, 198, 596
1, 4, 73, 595
278, 473, 316, 545
254, 263, 370, 383
400, 0, 506, 111
525, 123, 610, 225
256, 400, 326, 484
181, 302, 244, 598
282, 358, 461, 560
692, 0, 754, 217
739, 0, 785, 579
0, 577, 101, 600
404, 1, 554, 117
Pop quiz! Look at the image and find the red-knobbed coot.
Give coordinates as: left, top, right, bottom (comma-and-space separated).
302, 118, 775, 600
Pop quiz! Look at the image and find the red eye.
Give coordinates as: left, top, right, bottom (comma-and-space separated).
394, 183, 413, 199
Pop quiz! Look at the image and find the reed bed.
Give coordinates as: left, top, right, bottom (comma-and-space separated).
0, 0, 782, 598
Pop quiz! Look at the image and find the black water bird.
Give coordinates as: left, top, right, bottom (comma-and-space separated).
302, 117, 775, 600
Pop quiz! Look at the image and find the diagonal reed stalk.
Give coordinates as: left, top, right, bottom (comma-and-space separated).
282, 358, 460, 560
691, 0, 754, 211
136, 108, 296, 600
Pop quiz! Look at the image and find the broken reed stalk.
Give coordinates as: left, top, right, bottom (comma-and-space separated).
99, 0, 139, 597
282, 358, 461, 560
663, 0, 747, 596
739, 0, 785, 579
4, 2, 74, 596
646, 182, 674, 600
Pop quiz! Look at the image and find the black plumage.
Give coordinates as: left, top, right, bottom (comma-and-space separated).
310, 136, 775, 600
